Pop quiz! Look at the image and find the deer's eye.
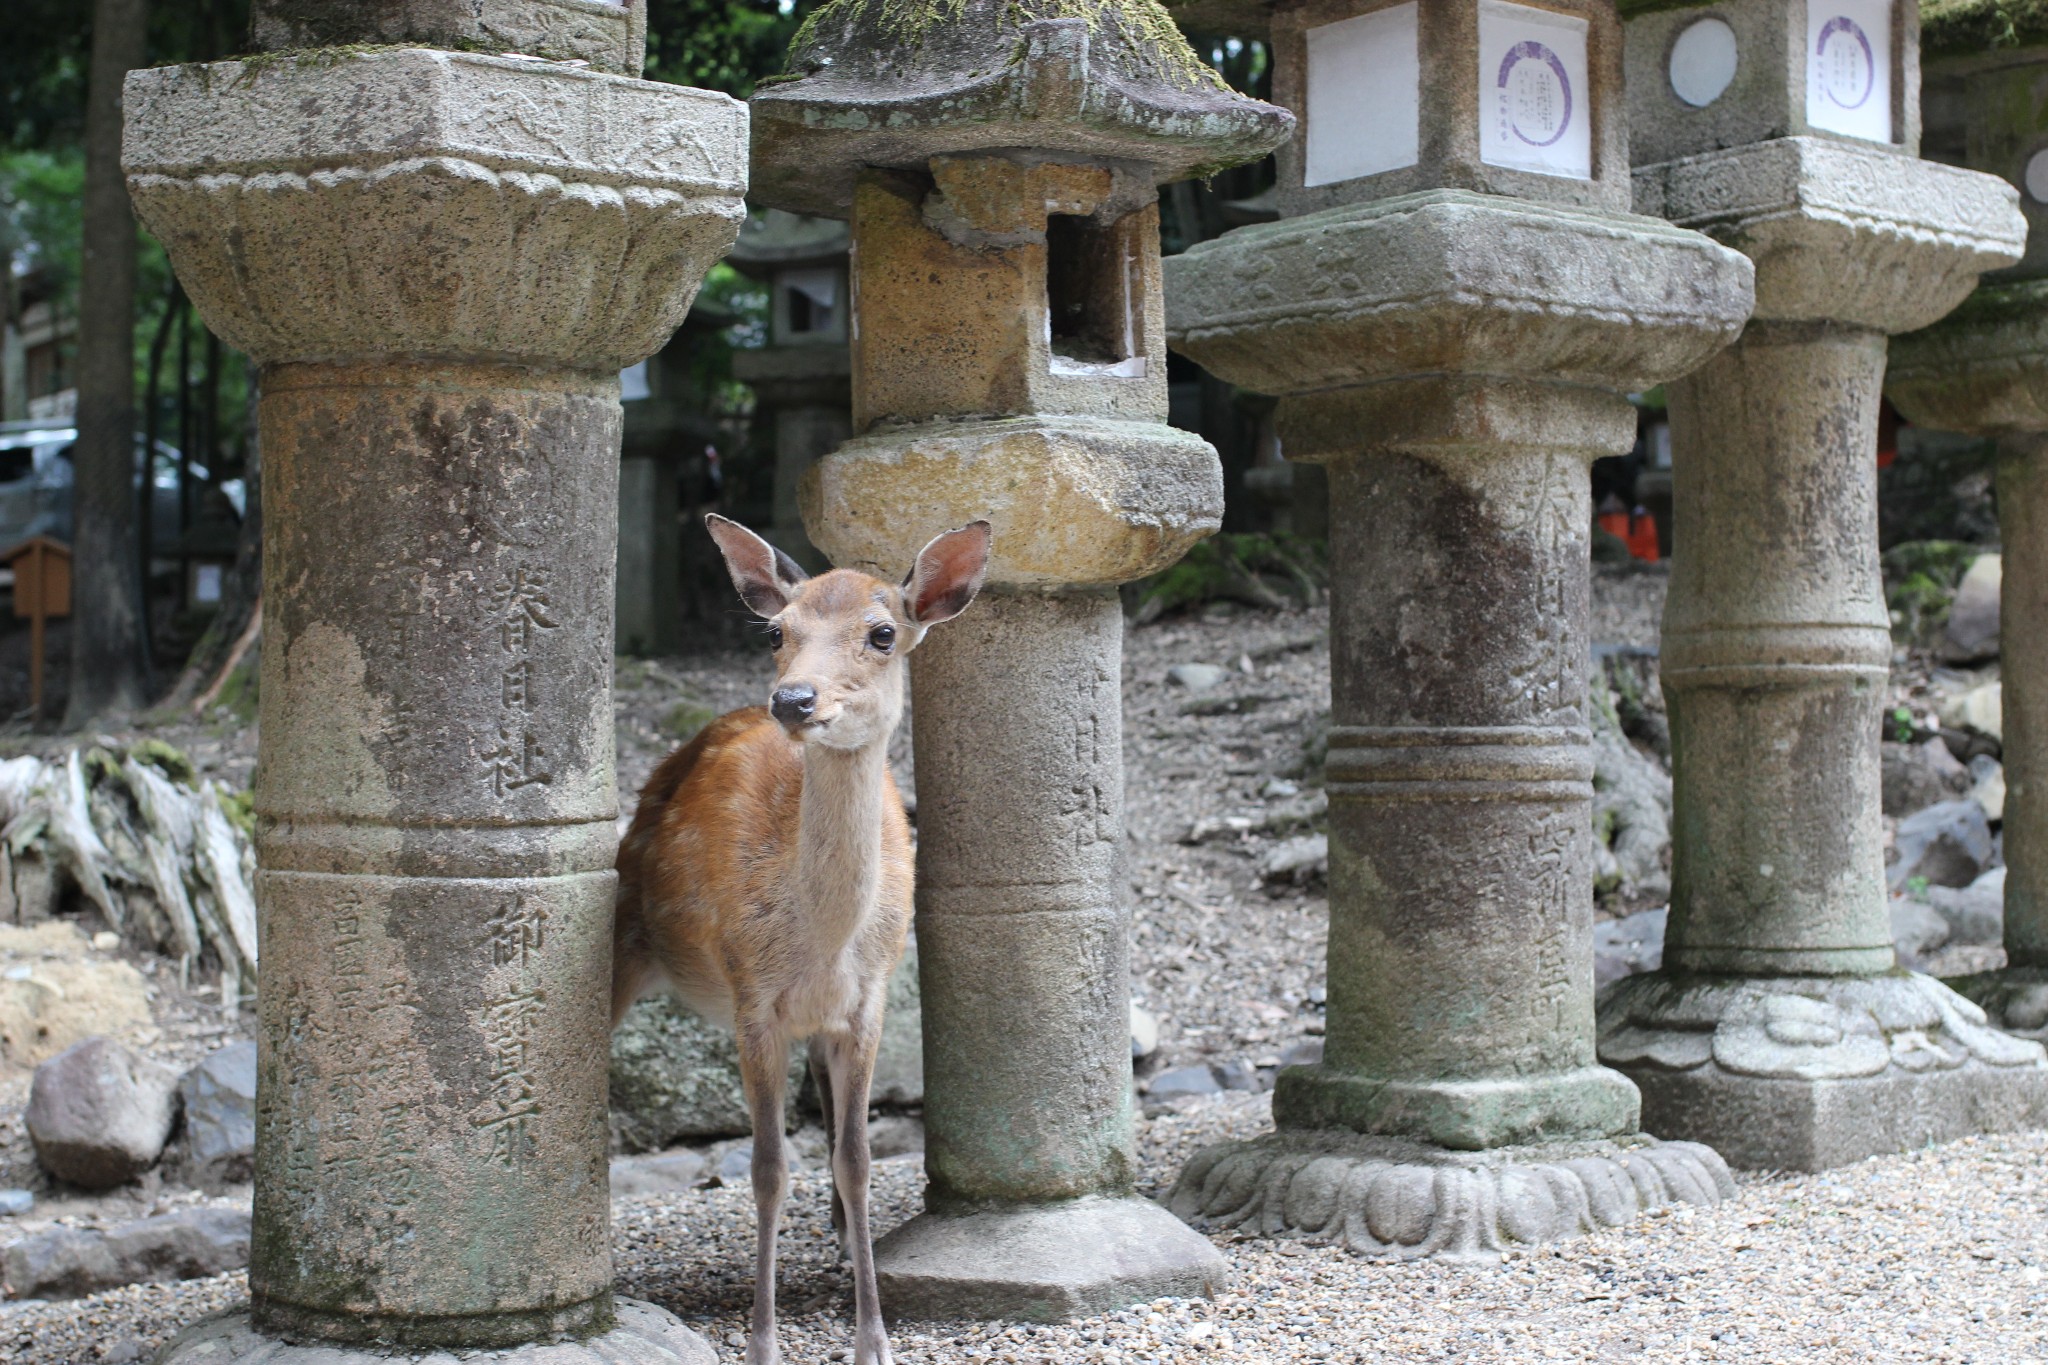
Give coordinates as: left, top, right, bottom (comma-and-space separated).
767, 625, 784, 650
868, 624, 896, 653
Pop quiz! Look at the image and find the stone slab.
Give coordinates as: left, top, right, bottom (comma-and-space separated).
872, 1196, 1229, 1323
801, 416, 1223, 588
123, 54, 747, 371
1163, 189, 1753, 398
1889, 279, 2048, 433
1632, 136, 2024, 331
249, 0, 647, 77
1600, 970, 2048, 1170
153, 1299, 716, 1364
1169, 1130, 1733, 1260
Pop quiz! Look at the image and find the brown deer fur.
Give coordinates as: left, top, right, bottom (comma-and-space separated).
612, 514, 991, 1365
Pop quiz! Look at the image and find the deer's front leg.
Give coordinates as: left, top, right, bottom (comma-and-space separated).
824, 1024, 892, 1365
739, 1024, 791, 1365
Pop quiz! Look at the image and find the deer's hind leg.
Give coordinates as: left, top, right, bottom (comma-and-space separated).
739, 1022, 792, 1365
809, 1036, 851, 1260
821, 1022, 891, 1365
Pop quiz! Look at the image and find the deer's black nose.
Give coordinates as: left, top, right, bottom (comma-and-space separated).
771, 684, 817, 725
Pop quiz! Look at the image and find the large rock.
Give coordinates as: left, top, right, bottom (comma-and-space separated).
26, 1037, 180, 1189
610, 944, 924, 1152
1889, 897, 1953, 971
1593, 698, 1672, 901
1, 1206, 249, 1300
608, 1149, 708, 1200
1891, 799, 1998, 891
1881, 738, 1972, 817
1925, 867, 2007, 947
1943, 552, 2001, 662
610, 996, 795, 1150
1594, 907, 1668, 986
174, 1041, 255, 1189
1940, 681, 2004, 742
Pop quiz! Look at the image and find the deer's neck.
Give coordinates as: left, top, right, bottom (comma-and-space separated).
794, 738, 889, 958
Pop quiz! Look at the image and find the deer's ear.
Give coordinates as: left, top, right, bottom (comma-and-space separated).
904, 521, 992, 626
706, 514, 808, 617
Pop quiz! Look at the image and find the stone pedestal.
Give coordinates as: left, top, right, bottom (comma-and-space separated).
753, 0, 1290, 1319
1164, 186, 1752, 1253
1889, 31, 2048, 1046
124, 40, 743, 1359
1600, 128, 2048, 1168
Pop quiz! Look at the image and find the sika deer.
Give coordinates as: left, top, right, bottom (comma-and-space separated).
612, 513, 991, 1365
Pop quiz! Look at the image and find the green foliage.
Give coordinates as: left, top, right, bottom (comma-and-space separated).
131, 736, 198, 784
646, 0, 818, 97
1129, 533, 1327, 623
1883, 540, 1982, 649
1891, 706, 1918, 744
1921, 0, 2048, 59
0, 149, 83, 297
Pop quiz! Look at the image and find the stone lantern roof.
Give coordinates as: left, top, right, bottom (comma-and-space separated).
726, 208, 850, 280
749, 0, 1294, 216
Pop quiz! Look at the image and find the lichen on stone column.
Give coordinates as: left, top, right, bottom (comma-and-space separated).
1598, 2, 2048, 1175
751, 0, 1291, 1321
123, 25, 744, 1364
1161, 0, 1754, 1259
1889, 24, 2048, 1049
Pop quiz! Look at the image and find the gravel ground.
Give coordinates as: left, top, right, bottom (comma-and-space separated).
7, 590, 2048, 1361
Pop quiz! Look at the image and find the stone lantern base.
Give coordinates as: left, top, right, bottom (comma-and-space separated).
156, 1300, 716, 1364
1599, 973, 2048, 1172
874, 1196, 1228, 1322
1168, 1132, 1731, 1260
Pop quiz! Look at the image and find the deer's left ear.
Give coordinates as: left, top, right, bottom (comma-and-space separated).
903, 520, 992, 626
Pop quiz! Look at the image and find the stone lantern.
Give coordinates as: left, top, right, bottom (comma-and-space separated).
1596, 0, 2048, 1172
750, 0, 1291, 1318
1161, 0, 1755, 1257
1889, 4, 2048, 1044
123, 1, 747, 1359
729, 210, 853, 567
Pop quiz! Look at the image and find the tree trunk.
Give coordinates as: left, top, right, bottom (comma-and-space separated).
66, 0, 152, 727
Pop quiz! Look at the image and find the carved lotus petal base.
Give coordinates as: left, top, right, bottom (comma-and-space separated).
1166, 1131, 1734, 1262
1599, 971, 2048, 1171
155, 1300, 715, 1363
1948, 965, 2048, 1044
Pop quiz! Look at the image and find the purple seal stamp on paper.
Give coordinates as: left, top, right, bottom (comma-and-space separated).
1496, 39, 1573, 148
1814, 15, 1876, 110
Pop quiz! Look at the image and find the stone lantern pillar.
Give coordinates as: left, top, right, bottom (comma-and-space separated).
1162, 0, 1754, 1258
729, 210, 854, 569
1889, 9, 2048, 1041
122, 1, 747, 1358
1596, 0, 2048, 1173
750, 0, 1291, 1318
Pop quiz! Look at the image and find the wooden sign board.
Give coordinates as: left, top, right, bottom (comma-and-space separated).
5, 537, 71, 620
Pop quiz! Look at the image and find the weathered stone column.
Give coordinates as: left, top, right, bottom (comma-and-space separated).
1163, 0, 1751, 1258
1598, 0, 2048, 1172
1889, 12, 2048, 1041
122, 3, 746, 1357
751, 0, 1290, 1318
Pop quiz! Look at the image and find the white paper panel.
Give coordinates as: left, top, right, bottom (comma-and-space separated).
1478, 0, 1592, 180
1303, 3, 1421, 188
1806, 0, 1893, 144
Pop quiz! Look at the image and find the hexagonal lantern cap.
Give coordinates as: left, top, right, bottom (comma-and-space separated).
749, 0, 1294, 217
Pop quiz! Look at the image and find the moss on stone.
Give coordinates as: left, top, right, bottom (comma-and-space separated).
786, 0, 1227, 91
130, 738, 199, 787
661, 699, 720, 742
1923, 0, 2048, 59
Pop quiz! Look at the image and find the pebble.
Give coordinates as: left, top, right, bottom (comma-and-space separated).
1165, 664, 1230, 693
0, 1189, 30, 1216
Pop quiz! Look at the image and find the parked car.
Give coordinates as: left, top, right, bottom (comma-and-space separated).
0, 419, 245, 553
